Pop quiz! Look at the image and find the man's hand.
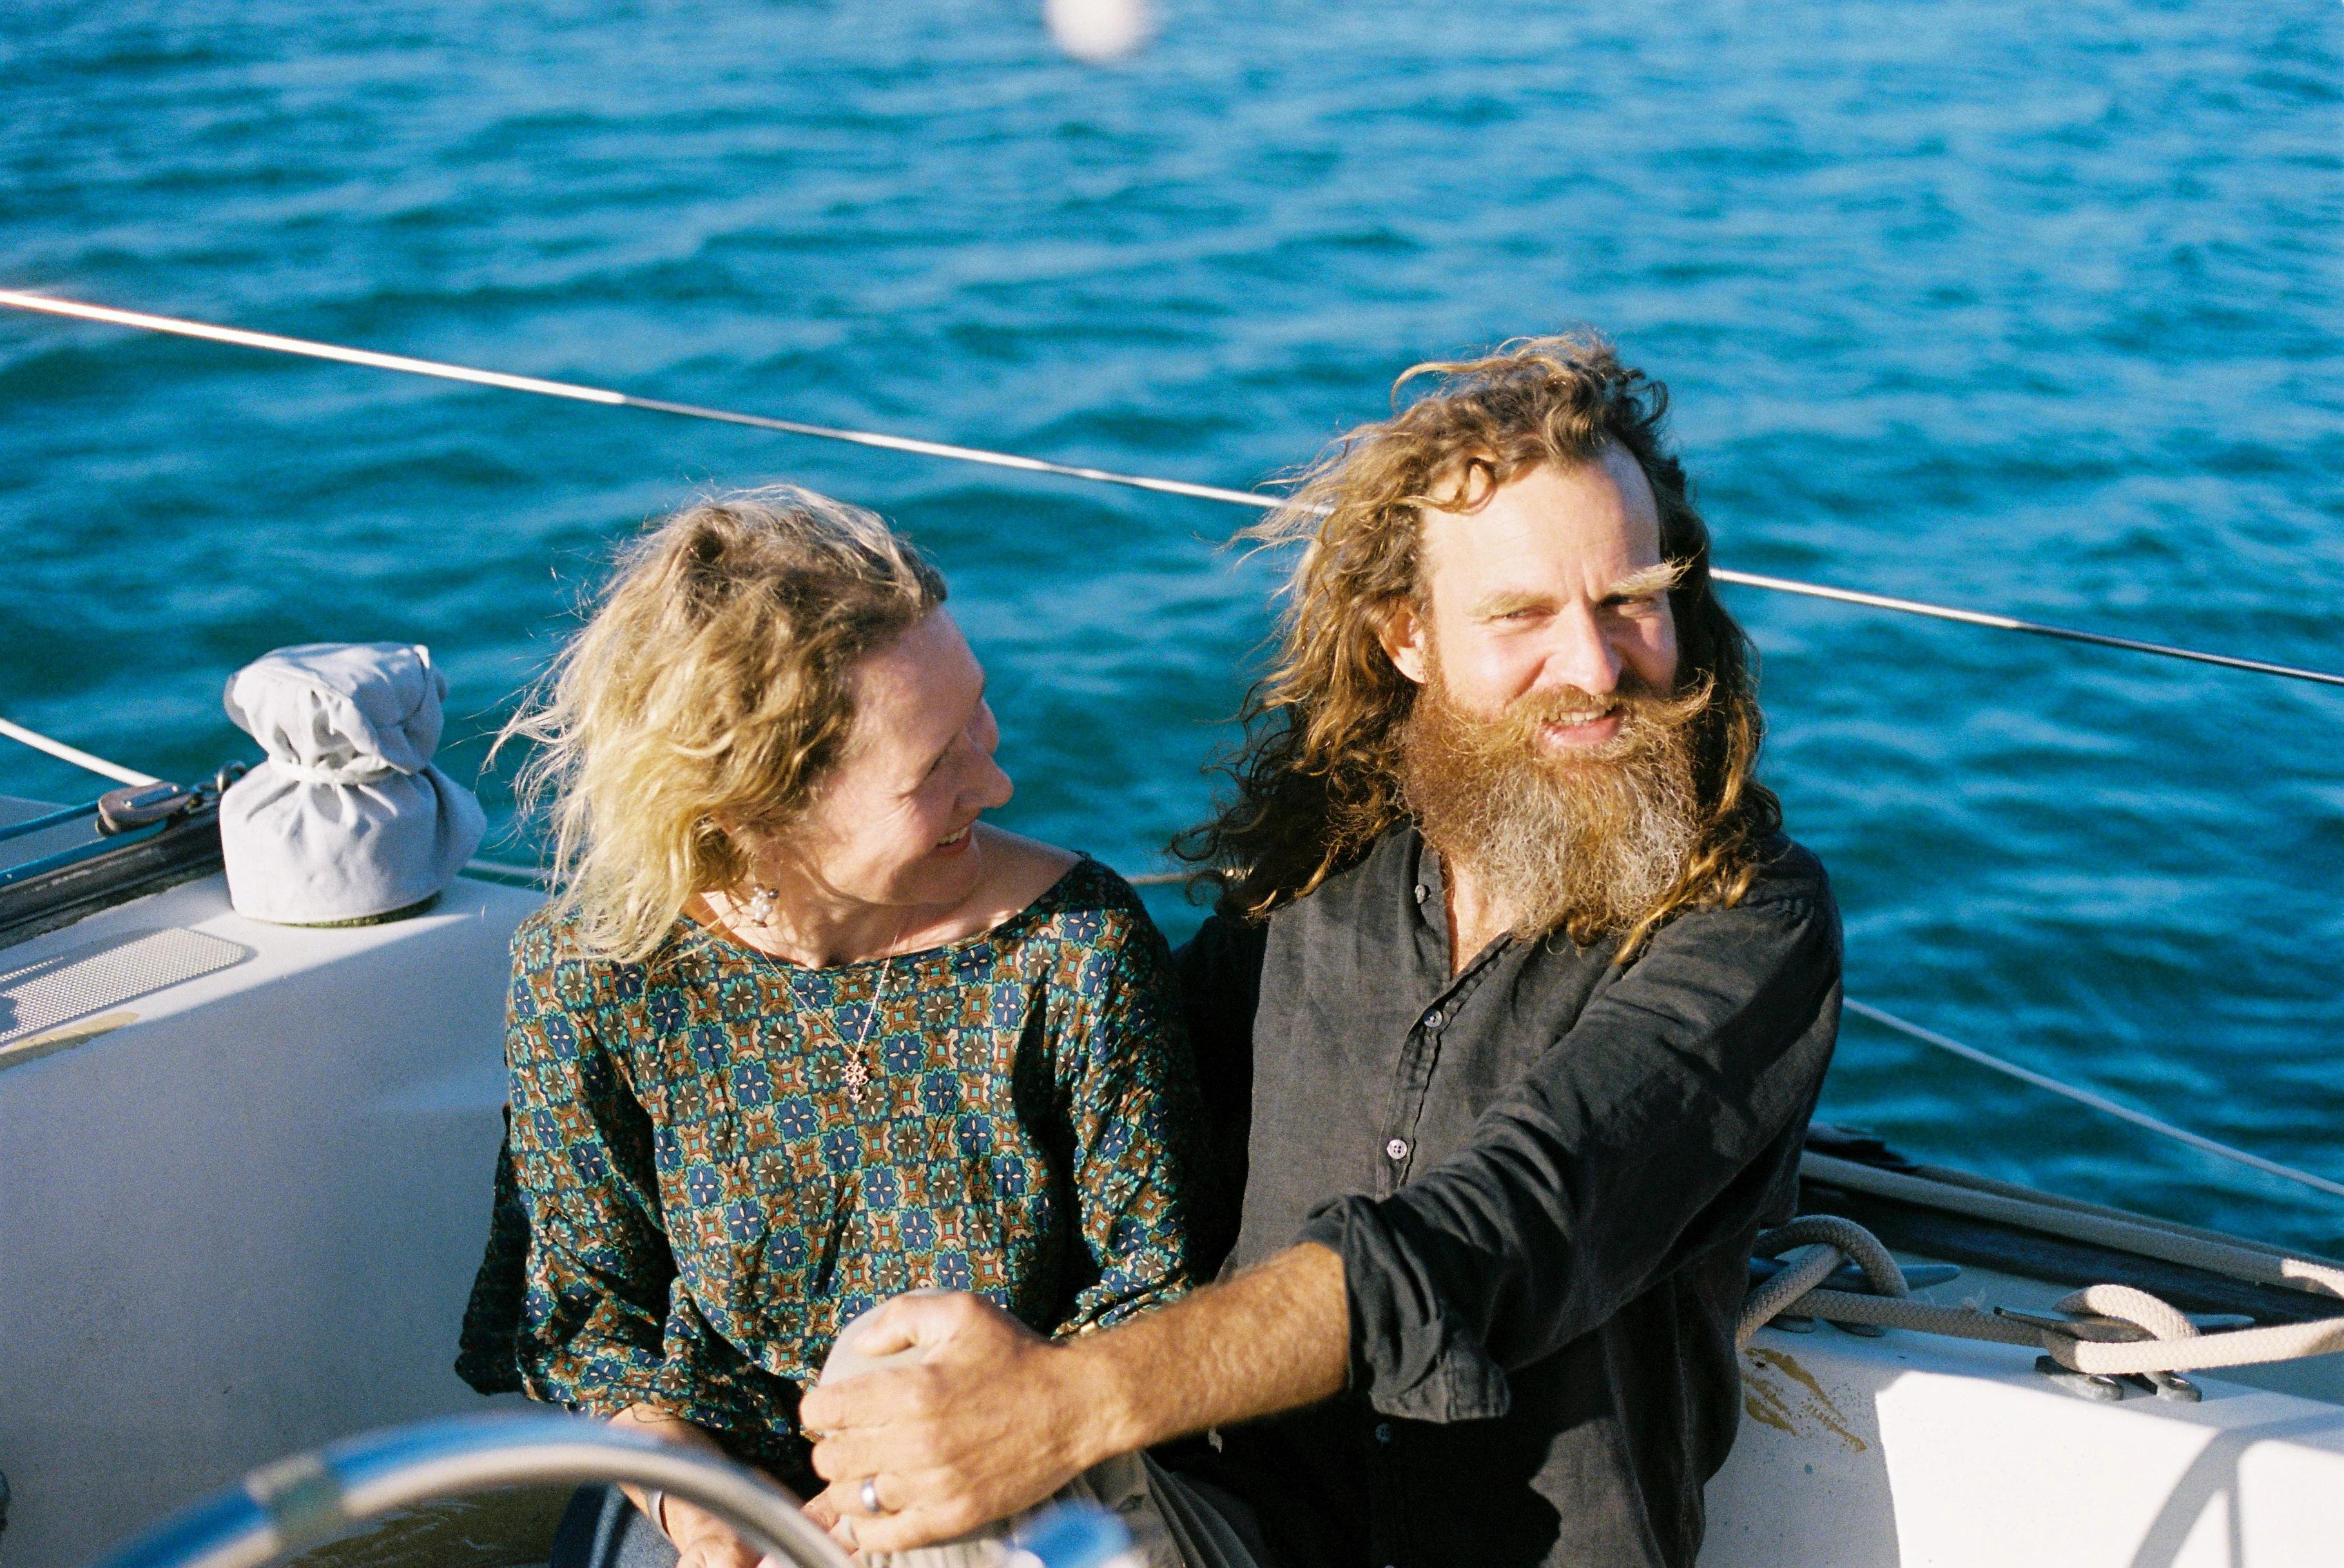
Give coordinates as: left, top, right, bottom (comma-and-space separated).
797, 1246, 1349, 1555
799, 1293, 1113, 1554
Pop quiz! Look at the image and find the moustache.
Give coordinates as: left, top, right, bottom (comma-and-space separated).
1482, 675, 1714, 759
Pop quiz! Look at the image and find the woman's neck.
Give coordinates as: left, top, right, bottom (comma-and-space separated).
695, 882, 929, 969
692, 827, 1078, 968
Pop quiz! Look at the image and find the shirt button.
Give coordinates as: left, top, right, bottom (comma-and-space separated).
1422, 1007, 1443, 1031
1413, 882, 1429, 903
1374, 1422, 1395, 1444
1386, 1137, 1410, 1161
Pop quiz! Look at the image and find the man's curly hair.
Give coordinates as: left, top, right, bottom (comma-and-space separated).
1176, 332, 1780, 961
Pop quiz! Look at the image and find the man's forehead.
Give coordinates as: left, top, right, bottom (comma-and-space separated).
1417, 450, 1665, 582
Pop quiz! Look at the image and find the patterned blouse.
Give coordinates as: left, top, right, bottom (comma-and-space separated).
457, 858, 1204, 1485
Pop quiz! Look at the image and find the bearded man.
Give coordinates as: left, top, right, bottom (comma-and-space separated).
799, 336, 1841, 1568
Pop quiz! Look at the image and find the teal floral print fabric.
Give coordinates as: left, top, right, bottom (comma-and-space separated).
457, 858, 1203, 1482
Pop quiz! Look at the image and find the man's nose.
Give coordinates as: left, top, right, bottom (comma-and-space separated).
1538, 604, 1624, 696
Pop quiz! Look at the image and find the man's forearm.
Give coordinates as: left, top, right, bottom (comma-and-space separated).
1067, 1241, 1350, 1464
795, 1245, 1349, 1552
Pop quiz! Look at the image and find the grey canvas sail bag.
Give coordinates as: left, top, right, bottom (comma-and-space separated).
218, 641, 487, 924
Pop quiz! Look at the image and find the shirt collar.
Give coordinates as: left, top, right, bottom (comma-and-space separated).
1399, 826, 1517, 983
1410, 830, 1444, 934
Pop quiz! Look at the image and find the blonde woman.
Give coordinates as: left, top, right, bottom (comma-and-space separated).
456, 488, 1210, 1568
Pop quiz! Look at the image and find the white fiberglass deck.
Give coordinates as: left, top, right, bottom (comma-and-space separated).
1, 869, 538, 1568
1706, 1310, 2344, 1566
7, 861, 2343, 1567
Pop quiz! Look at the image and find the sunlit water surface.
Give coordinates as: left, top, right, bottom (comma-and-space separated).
4, 0, 2339, 1252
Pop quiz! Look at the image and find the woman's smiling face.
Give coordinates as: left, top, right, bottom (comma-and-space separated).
773, 607, 1014, 912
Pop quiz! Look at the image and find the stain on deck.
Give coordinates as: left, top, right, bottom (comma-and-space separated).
1741, 1348, 1867, 1454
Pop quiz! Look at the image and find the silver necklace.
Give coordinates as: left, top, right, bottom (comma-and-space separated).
736, 884, 905, 1107
838, 957, 893, 1106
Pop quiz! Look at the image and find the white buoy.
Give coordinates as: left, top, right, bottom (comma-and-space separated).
1043, 0, 1155, 63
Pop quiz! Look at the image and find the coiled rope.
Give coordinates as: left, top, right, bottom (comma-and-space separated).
1736, 1215, 1912, 1348
1740, 1212, 2344, 1379
4, 289, 2341, 690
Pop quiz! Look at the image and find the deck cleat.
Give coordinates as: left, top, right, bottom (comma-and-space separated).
95, 780, 199, 833
2034, 1353, 2136, 1401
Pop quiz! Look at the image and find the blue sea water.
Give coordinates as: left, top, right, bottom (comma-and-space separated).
2, 1, 2338, 1250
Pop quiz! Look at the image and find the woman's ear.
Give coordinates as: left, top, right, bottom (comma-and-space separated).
1377, 597, 1431, 687
708, 809, 780, 873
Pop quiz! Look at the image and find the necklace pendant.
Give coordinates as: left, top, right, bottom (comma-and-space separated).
843, 1056, 871, 1104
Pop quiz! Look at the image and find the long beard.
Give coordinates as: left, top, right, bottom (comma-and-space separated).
1399, 668, 1710, 943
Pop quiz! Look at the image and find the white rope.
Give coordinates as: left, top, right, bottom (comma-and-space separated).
1737, 1215, 1910, 1349
1844, 998, 2344, 1201
1759, 1214, 1913, 1297
5, 289, 2340, 688
1738, 1244, 1843, 1348
0, 715, 158, 786
0, 292, 629, 406
1741, 1212, 2344, 1379
1764, 1282, 2344, 1377
1750, 1282, 2044, 1351
2061, 1282, 2198, 1343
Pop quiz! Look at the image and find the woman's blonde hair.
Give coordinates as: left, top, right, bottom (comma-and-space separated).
502, 486, 947, 962
1176, 332, 1780, 960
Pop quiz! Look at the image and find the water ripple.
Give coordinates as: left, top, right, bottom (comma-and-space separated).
2, 0, 2339, 1250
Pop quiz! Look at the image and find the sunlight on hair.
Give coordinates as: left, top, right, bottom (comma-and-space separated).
1177, 332, 1781, 957
499, 486, 946, 963
1044, 0, 1156, 63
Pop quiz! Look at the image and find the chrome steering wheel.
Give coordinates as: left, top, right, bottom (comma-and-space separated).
92, 1411, 1076, 1568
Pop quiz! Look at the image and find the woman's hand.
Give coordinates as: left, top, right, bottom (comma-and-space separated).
663, 1497, 775, 1568
606, 1402, 786, 1567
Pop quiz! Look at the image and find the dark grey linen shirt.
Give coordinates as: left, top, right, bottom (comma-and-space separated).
1169, 825, 1841, 1568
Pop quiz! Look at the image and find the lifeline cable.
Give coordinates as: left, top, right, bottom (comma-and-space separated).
2, 704, 2334, 1205
0, 714, 159, 787
1844, 998, 2344, 1200
5, 289, 2341, 690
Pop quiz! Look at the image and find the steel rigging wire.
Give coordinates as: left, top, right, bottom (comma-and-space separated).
3, 288, 2341, 1199
3, 289, 2339, 690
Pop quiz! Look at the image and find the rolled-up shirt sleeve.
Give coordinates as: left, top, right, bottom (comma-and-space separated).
1295, 876, 1841, 1422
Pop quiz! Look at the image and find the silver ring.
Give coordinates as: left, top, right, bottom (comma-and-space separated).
861, 1475, 890, 1516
